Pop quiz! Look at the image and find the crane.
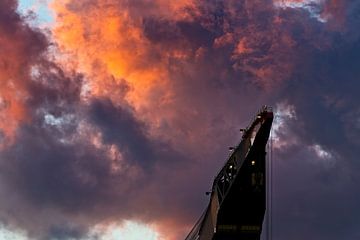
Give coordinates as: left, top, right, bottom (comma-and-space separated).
185, 106, 274, 240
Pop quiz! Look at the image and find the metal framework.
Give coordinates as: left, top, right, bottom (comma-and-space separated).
185, 106, 273, 240
214, 106, 272, 205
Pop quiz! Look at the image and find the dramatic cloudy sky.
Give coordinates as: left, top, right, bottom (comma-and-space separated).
0, 0, 359, 239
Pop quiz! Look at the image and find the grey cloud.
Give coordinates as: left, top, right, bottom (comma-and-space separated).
1, 0, 360, 240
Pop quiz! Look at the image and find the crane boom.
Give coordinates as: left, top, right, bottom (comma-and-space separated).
185, 106, 274, 240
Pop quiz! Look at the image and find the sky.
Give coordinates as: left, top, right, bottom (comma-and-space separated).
0, 0, 360, 239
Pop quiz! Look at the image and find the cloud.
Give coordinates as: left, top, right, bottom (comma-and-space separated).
0, 0, 47, 147
268, 3, 360, 238
0, 0, 359, 239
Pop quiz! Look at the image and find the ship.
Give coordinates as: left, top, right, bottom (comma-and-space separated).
185, 106, 274, 240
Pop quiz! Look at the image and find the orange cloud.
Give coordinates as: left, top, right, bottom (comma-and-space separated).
0, 37, 26, 147
0, 14, 46, 148
50, 0, 207, 158
47, 1, 352, 239
51, 0, 195, 110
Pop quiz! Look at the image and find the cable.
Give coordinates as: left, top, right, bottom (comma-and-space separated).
270, 125, 274, 240
266, 135, 269, 240
266, 128, 273, 240
270, 134, 272, 240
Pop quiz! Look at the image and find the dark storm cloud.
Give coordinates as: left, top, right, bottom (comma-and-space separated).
0, 1, 190, 238
88, 98, 157, 169
1, 0, 360, 239
267, 2, 360, 240
0, 32, 193, 239
143, 17, 215, 52
0, 0, 47, 52
0, 0, 48, 145
281, 1, 360, 168
1, 122, 109, 211
0, 76, 193, 240
48, 224, 86, 240
139, 2, 360, 239
140, 1, 360, 239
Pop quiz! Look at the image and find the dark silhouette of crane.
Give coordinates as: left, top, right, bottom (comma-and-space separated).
185, 106, 274, 240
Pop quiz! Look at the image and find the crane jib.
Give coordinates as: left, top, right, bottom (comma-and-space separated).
185, 106, 274, 240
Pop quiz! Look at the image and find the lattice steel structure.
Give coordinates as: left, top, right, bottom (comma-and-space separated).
185, 106, 274, 240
